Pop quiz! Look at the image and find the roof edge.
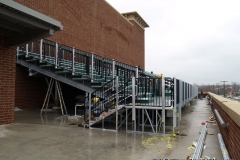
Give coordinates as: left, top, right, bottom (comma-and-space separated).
0, 0, 63, 30
122, 11, 149, 29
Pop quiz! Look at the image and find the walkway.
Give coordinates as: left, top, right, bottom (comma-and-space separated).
0, 98, 223, 159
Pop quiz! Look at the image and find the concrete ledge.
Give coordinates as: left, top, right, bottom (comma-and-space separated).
208, 92, 240, 127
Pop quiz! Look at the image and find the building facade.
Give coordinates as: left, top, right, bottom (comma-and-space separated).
0, 0, 148, 124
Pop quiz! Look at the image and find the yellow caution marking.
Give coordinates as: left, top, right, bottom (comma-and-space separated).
141, 133, 177, 153
188, 145, 195, 150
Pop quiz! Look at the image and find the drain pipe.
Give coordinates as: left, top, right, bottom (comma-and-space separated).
192, 123, 208, 159
218, 133, 230, 160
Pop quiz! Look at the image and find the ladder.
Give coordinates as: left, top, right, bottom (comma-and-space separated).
40, 78, 68, 115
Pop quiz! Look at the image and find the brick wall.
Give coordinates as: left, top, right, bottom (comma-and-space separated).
15, 65, 47, 109
14, 0, 145, 69
0, 36, 15, 124
15, 65, 86, 110
211, 100, 240, 159
12, 0, 146, 113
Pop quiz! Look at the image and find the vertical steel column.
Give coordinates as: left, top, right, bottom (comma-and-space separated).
17, 47, 19, 58
26, 44, 29, 57
156, 109, 158, 133
112, 59, 115, 79
116, 76, 119, 131
173, 77, 177, 131
142, 108, 144, 132
183, 82, 185, 106
31, 42, 33, 53
88, 93, 92, 125
40, 39, 43, 62
132, 77, 136, 131
135, 66, 138, 100
91, 53, 94, 82
179, 80, 182, 121
162, 76, 165, 134
72, 47, 75, 75
135, 66, 138, 78
126, 108, 128, 131
55, 42, 58, 68
112, 60, 115, 90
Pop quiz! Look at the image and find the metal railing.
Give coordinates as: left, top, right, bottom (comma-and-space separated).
17, 39, 143, 86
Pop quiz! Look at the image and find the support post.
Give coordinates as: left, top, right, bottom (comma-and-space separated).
91, 53, 94, 82
132, 77, 136, 131
179, 80, 182, 121
112, 59, 115, 79
72, 47, 75, 75
173, 77, 177, 131
26, 43, 29, 57
135, 66, 138, 78
55, 42, 58, 68
162, 76, 165, 134
112, 59, 115, 91
116, 76, 119, 131
88, 93, 92, 125
40, 39, 43, 62
16, 46, 19, 58
31, 42, 33, 53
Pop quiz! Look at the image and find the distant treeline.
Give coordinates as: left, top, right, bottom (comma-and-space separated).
195, 82, 240, 96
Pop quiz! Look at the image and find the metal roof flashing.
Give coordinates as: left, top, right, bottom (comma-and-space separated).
0, 0, 63, 46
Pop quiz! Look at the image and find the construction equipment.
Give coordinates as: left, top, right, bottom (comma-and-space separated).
41, 78, 68, 116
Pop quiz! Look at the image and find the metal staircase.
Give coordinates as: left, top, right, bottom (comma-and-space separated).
16, 39, 150, 92
16, 39, 197, 134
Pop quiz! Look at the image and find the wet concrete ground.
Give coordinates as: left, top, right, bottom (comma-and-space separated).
0, 98, 223, 159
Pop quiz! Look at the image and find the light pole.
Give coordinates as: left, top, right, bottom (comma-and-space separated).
221, 81, 228, 97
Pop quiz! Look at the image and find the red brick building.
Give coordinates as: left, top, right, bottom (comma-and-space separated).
0, 0, 148, 124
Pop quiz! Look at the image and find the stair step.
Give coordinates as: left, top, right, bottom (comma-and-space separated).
91, 81, 102, 87
72, 74, 91, 81
17, 51, 26, 57
39, 64, 54, 67
25, 57, 38, 62
72, 75, 82, 78
55, 70, 70, 74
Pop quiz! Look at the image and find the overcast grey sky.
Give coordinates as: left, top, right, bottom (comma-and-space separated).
106, 0, 240, 85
